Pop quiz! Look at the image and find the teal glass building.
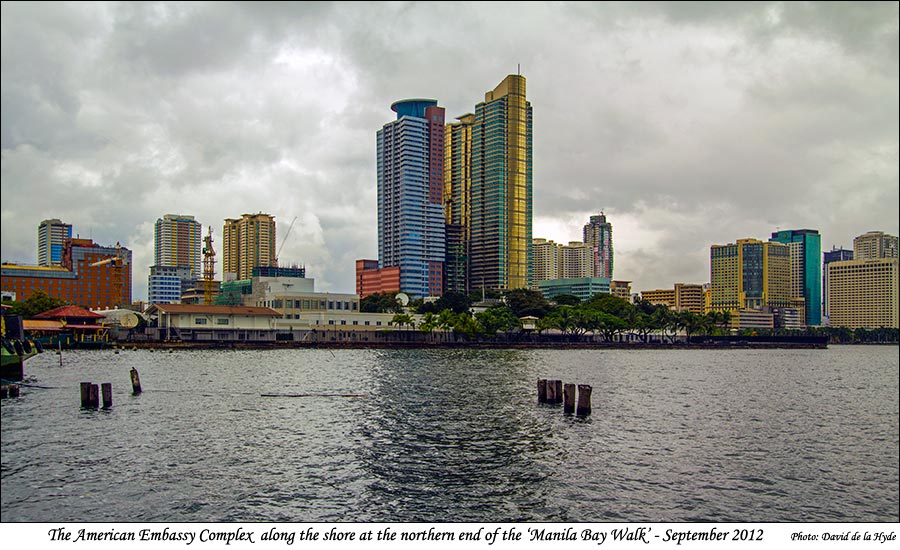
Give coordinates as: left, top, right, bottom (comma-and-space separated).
770, 229, 822, 326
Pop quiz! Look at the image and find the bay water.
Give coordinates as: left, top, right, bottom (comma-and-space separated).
1, 346, 897, 522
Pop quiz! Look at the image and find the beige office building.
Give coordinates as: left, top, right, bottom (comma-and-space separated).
826, 258, 899, 329
641, 283, 704, 314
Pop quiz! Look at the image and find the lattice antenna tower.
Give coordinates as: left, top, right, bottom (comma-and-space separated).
202, 226, 216, 305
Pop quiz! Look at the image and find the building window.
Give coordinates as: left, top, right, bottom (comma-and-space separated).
216, 318, 229, 325
195, 318, 208, 325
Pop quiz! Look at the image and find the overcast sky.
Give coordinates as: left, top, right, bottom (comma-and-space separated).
2, 1, 897, 300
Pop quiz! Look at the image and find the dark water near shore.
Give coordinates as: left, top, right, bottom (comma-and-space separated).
2, 346, 897, 522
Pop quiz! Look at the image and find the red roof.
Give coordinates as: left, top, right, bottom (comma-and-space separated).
33, 305, 105, 320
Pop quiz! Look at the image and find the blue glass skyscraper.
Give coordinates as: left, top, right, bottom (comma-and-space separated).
770, 229, 822, 326
377, 99, 446, 299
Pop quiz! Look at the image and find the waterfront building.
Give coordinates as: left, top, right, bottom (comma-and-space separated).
444, 113, 475, 294
37, 219, 73, 266
853, 231, 898, 260
222, 213, 276, 281
610, 280, 632, 301
583, 212, 613, 279
826, 258, 899, 329
709, 238, 790, 312
729, 309, 775, 329
469, 74, 533, 292
823, 246, 853, 320
1, 238, 132, 309
641, 288, 675, 308
641, 283, 706, 315
770, 229, 821, 326
376, 99, 446, 299
537, 277, 610, 303
532, 238, 560, 282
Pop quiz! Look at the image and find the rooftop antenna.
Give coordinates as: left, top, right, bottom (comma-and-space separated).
517, 63, 520, 75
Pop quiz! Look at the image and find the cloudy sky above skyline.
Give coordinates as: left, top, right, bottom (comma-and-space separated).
2, 1, 898, 300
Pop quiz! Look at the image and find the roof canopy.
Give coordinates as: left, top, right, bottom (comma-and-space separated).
33, 305, 104, 320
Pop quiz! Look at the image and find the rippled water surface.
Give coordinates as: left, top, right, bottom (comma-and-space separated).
2, 346, 897, 522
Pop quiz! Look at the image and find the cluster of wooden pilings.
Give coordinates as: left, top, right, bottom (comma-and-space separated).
80, 382, 113, 409
79, 368, 142, 409
0, 384, 21, 399
537, 379, 592, 416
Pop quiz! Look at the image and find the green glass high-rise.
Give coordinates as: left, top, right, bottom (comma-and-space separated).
770, 229, 822, 326
468, 74, 533, 292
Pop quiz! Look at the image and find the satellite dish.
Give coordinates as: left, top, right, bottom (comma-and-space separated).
395, 293, 410, 307
119, 312, 139, 328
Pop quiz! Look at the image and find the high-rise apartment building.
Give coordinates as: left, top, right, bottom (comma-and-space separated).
583, 212, 613, 279
710, 238, 790, 312
532, 238, 560, 282
770, 229, 821, 326
222, 213, 276, 281
375, 99, 446, 299
532, 239, 592, 281
468, 74, 533, 292
559, 241, 592, 279
37, 219, 72, 266
443, 113, 475, 294
154, 214, 202, 277
853, 231, 898, 260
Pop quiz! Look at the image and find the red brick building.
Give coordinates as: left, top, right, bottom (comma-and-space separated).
1, 239, 132, 310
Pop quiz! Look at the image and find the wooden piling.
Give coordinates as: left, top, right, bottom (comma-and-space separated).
576, 384, 592, 416
89, 384, 100, 408
537, 379, 547, 403
552, 380, 563, 404
563, 383, 576, 414
80, 382, 91, 407
130, 368, 142, 395
544, 379, 555, 403
8, 385, 20, 398
102, 383, 112, 409
0, 386, 8, 399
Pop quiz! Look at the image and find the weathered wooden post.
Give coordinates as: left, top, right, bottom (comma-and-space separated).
544, 379, 555, 403
102, 383, 113, 409
8, 385, 20, 398
552, 380, 563, 404
0, 386, 8, 399
80, 382, 91, 407
537, 379, 547, 403
563, 383, 576, 414
130, 367, 142, 394
577, 384, 592, 416
89, 383, 100, 408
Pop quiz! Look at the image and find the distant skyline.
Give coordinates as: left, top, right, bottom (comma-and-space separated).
2, 2, 897, 301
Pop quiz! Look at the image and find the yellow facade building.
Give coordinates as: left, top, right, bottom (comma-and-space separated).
826, 258, 899, 329
710, 238, 790, 312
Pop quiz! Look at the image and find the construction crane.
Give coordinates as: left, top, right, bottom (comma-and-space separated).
89, 242, 125, 308
202, 226, 216, 305
276, 216, 298, 267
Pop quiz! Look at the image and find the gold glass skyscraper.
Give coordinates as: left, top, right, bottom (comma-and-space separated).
466, 74, 533, 292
